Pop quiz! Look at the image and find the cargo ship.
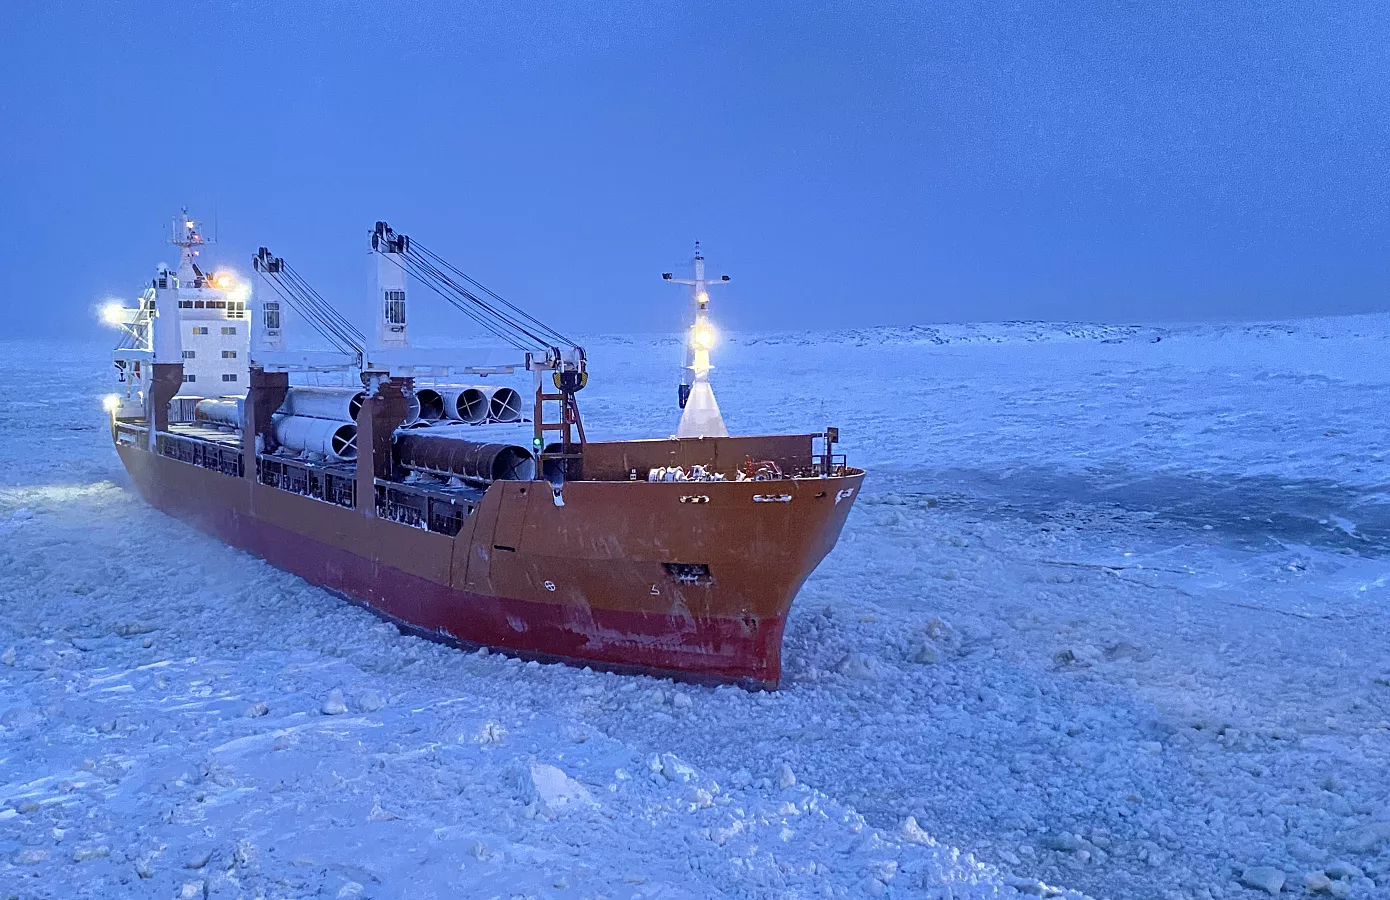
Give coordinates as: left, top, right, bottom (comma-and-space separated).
104, 214, 862, 688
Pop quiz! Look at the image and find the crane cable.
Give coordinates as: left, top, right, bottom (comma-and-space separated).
383, 250, 539, 353
280, 261, 367, 351
372, 235, 578, 359
412, 240, 576, 348
254, 255, 365, 366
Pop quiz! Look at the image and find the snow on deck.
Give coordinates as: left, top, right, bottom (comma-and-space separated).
2, 318, 1390, 898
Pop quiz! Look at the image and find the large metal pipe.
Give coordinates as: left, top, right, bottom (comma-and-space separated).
282, 386, 365, 421
282, 385, 421, 426
194, 397, 245, 429
439, 386, 490, 424
414, 388, 446, 422
487, 386, 524, 423
272, 414, 358, 461
395, 432, 535, 483
432, 385, 524, 424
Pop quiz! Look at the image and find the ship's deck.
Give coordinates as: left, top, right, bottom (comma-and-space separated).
120, 420, 488, 536
116, 420, 849, 542
168, 423, 242, 447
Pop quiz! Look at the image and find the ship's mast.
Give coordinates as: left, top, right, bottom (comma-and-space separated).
663, 242, 729, 437
170, 207, 211, 285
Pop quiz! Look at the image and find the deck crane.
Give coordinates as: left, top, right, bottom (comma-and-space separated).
239, 247, 372, 461
250, 246, 366, 373
367, 221, 588, 479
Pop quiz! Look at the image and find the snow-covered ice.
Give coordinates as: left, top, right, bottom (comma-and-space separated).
3, 317, 1390, 898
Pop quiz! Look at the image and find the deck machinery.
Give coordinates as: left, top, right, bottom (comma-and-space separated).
106, 217, 863, 687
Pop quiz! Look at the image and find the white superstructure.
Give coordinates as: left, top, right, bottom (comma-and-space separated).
163, 210, 250, 395
105, 209, 251, 426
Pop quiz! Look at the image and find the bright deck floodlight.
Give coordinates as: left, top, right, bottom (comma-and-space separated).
100, 303, 138, 327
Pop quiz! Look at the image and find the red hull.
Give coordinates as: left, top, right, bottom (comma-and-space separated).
116, 431, 861, 688
215, 506, 784, 685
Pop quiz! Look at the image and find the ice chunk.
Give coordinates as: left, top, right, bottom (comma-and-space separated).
321, 690, 348, 716
515, 762, 596, 815
1240, 866, 1286, 895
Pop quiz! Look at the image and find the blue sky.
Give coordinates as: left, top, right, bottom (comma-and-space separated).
2, 1, 1388, 339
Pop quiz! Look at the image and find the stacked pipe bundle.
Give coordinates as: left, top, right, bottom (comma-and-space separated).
269, 385, 423, 464
415, 385, 524, 424
191, 393, 360, 462
396, 431, 535, 483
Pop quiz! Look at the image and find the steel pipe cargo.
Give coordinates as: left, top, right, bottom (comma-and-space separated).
434, 385, 522, 424
194, 397, 245, 429
487, 386, 524, 423
282, 385, 421, 426
273, 414, 358, 461
415, 388, 446, 422
281, 386, 365, 421
440, 386, 490, 424
396, 432, 535, 483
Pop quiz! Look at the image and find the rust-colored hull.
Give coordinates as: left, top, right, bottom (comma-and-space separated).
115, 439, 861, 687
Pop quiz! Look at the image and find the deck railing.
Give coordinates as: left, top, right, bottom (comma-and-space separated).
155, 431, 244, 478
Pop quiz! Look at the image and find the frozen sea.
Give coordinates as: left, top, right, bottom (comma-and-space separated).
2, 317, 1390, 899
